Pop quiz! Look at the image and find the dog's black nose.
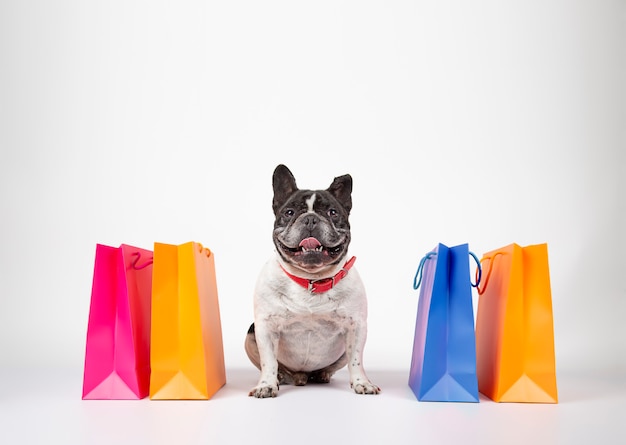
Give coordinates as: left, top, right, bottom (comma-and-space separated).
303, 214, 319, 230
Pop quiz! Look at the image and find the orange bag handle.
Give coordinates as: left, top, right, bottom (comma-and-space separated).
130, 243, 210, 270
196, 242, 212, 257
475, 252, 504, 295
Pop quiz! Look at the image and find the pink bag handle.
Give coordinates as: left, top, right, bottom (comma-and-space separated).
131, 251, 153, 270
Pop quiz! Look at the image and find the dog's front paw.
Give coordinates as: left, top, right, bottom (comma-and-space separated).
249, 384, 279, 398
351, 380, 381, 395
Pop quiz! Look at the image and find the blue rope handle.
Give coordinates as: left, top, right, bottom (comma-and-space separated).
413, 252, 436, 289
469, 251, 482, 288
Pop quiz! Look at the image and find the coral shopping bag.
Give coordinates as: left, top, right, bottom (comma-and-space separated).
82, 244, 153, 399
409, 243, 481, 402
149, 242, 226, 400
475, 243, 558, 403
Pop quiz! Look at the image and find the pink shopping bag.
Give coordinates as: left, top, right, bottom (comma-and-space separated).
82, 244, 153, 399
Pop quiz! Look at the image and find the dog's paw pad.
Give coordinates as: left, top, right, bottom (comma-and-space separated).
249, 385, 279, 398
351, 381, 381, 395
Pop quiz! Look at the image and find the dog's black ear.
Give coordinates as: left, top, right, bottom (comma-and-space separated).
327, 174, 353, 214
272, 164, 299, 215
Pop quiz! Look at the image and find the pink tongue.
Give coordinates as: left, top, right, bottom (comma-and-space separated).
299, 237, 322, 250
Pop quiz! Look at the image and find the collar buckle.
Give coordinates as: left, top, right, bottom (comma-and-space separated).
307, 276, 336, 293
282, 256, 356, 295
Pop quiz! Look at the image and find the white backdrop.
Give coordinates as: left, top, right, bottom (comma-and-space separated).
1, 1, 624, 377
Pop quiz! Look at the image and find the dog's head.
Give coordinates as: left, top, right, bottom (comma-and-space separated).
272, 164, 352, 275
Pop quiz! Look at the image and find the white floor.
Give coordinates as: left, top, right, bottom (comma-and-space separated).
1, 367, 625, 445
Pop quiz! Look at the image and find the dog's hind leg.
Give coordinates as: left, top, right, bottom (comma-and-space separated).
246, 324, 297, 385
309, 353, 349, 383
244, 323, 262, 371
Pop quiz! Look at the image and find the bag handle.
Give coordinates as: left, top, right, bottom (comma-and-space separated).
131, 251, 153, 270
469, 251, 482, 288
196, 242, 212, 257
476, 252, 504, 295
413, 252, 436, 289
413, 250, 482, 289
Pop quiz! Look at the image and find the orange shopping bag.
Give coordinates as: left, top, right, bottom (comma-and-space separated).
475, 243, 558, 403
149, 242, 226, 400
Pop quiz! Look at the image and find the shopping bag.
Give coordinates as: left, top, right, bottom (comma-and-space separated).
475, 243, 558, 403
82, 244, 153, 399
408, 243, 481, 402
149, 241, 226, 400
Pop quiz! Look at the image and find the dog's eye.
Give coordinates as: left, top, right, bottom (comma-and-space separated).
284, 209, 295, 218
328, 209, 338, 218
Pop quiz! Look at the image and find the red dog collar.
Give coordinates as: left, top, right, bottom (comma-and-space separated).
281, 256, 356, 294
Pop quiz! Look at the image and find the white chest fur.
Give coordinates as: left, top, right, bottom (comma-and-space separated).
253, 257, 368, 372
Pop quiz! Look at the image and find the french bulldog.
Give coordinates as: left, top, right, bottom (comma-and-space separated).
245, 164, 380, 398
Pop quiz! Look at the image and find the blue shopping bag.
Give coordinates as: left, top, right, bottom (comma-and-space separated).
408, 243, 481, 402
